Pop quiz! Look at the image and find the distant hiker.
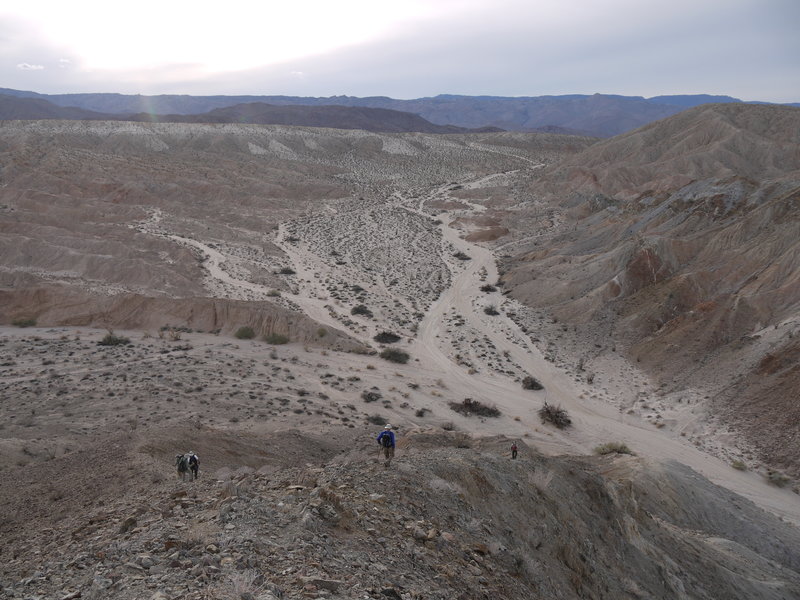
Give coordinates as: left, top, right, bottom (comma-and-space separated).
376, 424, 396, 467
511, 442, 518, 460
176, 451, 200, 481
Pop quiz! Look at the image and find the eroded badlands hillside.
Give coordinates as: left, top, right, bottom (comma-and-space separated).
499, 103, 800, 474
0, 120, 586, 341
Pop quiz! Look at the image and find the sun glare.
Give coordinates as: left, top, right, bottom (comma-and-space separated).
7, 0, 438, 73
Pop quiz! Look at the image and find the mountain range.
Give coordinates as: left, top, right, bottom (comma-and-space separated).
2, 87, 798, 137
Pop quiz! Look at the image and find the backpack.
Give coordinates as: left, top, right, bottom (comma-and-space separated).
381, 433, 393, 448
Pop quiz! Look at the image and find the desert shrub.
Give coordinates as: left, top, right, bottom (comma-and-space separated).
594, 442, 634, 456
317, 327, 328, 338
522, 376, 544, 391
278, 267, 296, 275
351, 304, 373, 317
98, 332, 131, 346
453, 251, 471, 261
538, 402, 571, 429
480, 284, 497, 293
235, 326, 255, 340
766, 470, 791, 487
366, 414, 387, 426
415, 407, 430, 418
266, 289, 281, 297
484, 305, 499, 316
264, 333, 289, 345
362, 390, 382, 403
374, 331, 401, 344
731, 460, 748, 471
12, 317, 36, 328
380, 348, 410, 364
449, 397, 501, 418
441, 421, 456, 431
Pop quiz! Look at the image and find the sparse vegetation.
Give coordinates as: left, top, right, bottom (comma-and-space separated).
415, 407, 430, 418
484, 304, 499, 316
380, 348, 410, 364
522, 376, 544, 391
374, 331, 401, 344
362, 390, 382, 403
731, 460, 748, 471
234, 326, 255, 340
278, 266, 296, 275
441, 421, 456, 431
538, 402, 571, 429
12, 317, 36, 328
266, 289, 281, 297
594, 442, 634, 456
316, 327, 328, 338
766, 470, 791, 487
366, 414, 387, 426
98, 332, 131, 346
264, 333, 289, 345
449, 397, 501, 418
480, 284, 497, 293
351, 304, 373, 318
453, 251, 471, 261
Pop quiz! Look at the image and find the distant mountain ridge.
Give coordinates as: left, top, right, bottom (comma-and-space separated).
2, 88, 798, 137
0, 94, 500, 134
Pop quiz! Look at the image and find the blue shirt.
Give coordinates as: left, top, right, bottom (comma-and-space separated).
377, 430, 395, 447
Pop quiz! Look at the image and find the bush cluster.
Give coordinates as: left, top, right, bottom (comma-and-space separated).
594, 442, 634, 456
374, 331, 401, 344
351, 304, 373, 318
448, 397, 501, 418
380, 348, 410, 364
234, 326, 255, 340
538, 402, 571, 429
362, 390, 382, 403
12, 317, 36, 328
98, 332, 131, 346
366, 414, 387, 426
264, 333, 289, 345
522, 376, 544, 390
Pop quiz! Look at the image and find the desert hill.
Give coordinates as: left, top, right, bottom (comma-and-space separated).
499, 103, 800, 474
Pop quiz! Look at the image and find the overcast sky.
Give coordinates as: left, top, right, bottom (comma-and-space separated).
1, 0, 798, 101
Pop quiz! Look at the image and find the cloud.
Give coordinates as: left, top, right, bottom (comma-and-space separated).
17, 63, 45, 70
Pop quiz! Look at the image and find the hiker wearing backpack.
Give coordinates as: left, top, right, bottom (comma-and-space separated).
176, 451, 200, 481
376, 424, 395, 467
511, 442, 518, 459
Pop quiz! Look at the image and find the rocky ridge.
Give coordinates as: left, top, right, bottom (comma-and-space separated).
4, 430, 800, 600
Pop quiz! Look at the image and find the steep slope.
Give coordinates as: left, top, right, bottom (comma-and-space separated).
500, 103, 800, 473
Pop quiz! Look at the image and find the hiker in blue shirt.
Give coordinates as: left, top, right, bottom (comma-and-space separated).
376, 424, 395, 467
